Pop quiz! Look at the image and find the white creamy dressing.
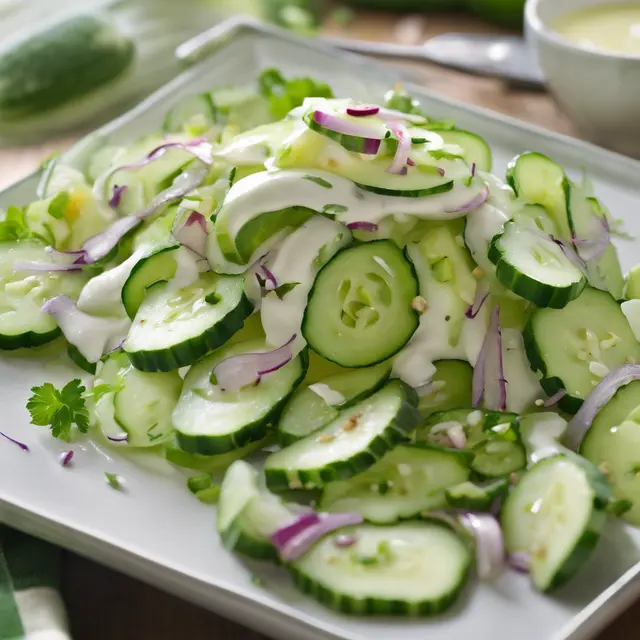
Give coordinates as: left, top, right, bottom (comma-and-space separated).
77, 248, 148, 317
308, 383, 346, 406
166, 247, 201, 292
392, 243, 489, 387
519, 412, 569, 466
463, 202, 510, 275
501, 328, 543, 413
260, 217, 352, 354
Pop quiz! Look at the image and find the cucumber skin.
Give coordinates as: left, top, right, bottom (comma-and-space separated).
265, 382, 421, 492
176, 350, 309, 456
0, 326, 60, 351
356, 180, 454, 199
488, 231, 586, 309
67, 344, 97, 375
502, 452, 610, 592
305, 113, 381, 154
126, 294, 254, 373
220, 522, 279, 562
0, 16, 135, 121
522, 318, 583, 415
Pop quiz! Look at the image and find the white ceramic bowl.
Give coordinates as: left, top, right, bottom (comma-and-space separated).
526, 0, 640, 157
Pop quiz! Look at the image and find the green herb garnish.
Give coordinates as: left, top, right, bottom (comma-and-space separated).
303, 175, 332, 189
47, 191, 70, 219
0, 205, 31, 242
273, 282, 300, 300
105, 472, 122, 490
187, 473, 213, 494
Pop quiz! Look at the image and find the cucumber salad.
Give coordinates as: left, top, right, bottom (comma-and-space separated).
4, 68, 640, 616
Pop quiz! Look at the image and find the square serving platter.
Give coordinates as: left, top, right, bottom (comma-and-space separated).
2, 19, 640, 640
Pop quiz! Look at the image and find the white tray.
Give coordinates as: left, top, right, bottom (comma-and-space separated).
2, 19, 640, 640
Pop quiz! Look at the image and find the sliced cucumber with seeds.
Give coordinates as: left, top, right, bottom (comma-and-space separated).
416, 409, 526, 478
303, 240, 419, 368
319, 444, 470, 523
445, 478, 508, 512
506, 152, 571, 239
217, 460, 293, 561
523, 287, 640, 414
264, 380, 420, 491
581, 379, 640, 526
417, 360, 473, 419
501, 453, 610, 592
91, 352, 182, 448
489, 221, 586, 308
163, 93, 217, 134
173, 339, 307, 455
432, 128, 492, 172
277, 362, 391, 446
124, 272, 253, 372
290, 521, 472, 616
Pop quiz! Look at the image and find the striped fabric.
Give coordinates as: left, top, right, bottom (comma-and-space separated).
0, 527, 70, 640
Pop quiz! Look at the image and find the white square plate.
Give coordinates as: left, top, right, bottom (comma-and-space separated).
2, 20, 640, 640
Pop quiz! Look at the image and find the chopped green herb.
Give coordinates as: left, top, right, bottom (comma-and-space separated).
229, 167, 237, 186
303, 175, 332, 189
0, 205, 31, 242
39, 151, 60, 172
147, 424, 163, 443
27, 379, 89, 442
377, 540, 393, 561
105, 472, 122, 490
187, 473, 213, 494
184, 195, 204, 203
430, 149, 463, 161
47, 191, 70, 219
273, 282, 300, 300
607, 498, 633, 517
205, 292, 221, 305
377, 480, 391, 495
322, 204, 348, 216
195, 485, 220, 504
383, 88, 425, 117
356, 554, 379, 566
251, 574, 264, 586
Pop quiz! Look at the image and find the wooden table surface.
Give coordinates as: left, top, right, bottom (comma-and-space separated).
0, 8, 636, 640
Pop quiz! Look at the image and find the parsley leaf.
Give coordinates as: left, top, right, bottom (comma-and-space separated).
27, 379, 89, 442
258, 68, 334, 121
0, 205, 31, 242
47, 191, 70, 219
105, 472, 122, 490
430, 149, 463, 161
383, 88, 426, 118
303, 175, 332, 189
273, 282, 300, 300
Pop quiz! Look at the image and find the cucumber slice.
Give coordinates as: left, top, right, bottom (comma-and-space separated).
91, 352, 182, 447
416, 409, 526, 478
277, 362, 391, 446
163, 93, 217, 135
581, 379, 640, 526
463, 202, 509, 276
626, 264, 640, 300
172, 339, 307, 455
523, 287, 640, 414
302, 240, 419, 368
445, 478, 509, 512
501, 453, 610, 592
124, 272, 253, 372
264, 380, 420, 490
432, 128, 492, 172
290, 521, 471, 615
67, 344, 97, 374
319, 444, 469, 523
506, 152, 572, 239
0, 242, 87, 349
217, 460, 293, 561
416, 360, 473, 419
489, 221, 586, 308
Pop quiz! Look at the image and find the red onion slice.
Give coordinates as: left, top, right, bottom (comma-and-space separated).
386, 123, 411, 175
261, 265, 277, 291
59, 450, 74, 466
465, 286, 489, 319
459, 512, 505, 580
212, 335, 296, 392
346, 221, 379, 232
271, 513, 321, 548
471, 162, 477, 177
334, 533, 358, 548
473, 306, 507, 411
553, 238, 588, 276
573, 215, 610, 263
543, 389, 567, 407
109, 184, 128, 209
566, 364, 640, 450
507, 552, 530, 574
346, 105, 380, 117
377, 107, 428, 124
277, 512, 364, 563
80, 216, 142, 264
0, 431, 29, 452
107, 433, 129, 443
312, 110, 384, 155
445, 184, 489, 214
13, 260, 83, 273
172, 211, 208, 258
406, 157, 416, 167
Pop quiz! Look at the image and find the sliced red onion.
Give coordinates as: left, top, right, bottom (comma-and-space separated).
445, 184, 489, 214
554, 238, 588, 276
13, 260, 83, 273
78, 216, 142, 264
109, 184, 128, 209
313, 110, 383, 155
0, 431, 29, 452
507, 552, 530, 574
277, 512, 364, 563
172, 211, 208, 258
346, 221, 379, 232
261, 265, 277, 291
107, 433, 129, 443
473, 306, 507, 411
566, 364, 640, 450
346, 105, 380, 117
386, 123, 411, 175
471, 162, 477, 177
59, 450, 74, 466
377, 107, 428, 124
465, 286, 489, 319
334, 533, 358, 548
271, 513, 320, 548
543, 388, 567, 407
573, 215, 610, 263
407, 157, 416, 167
446, 423, 467, 449
459, 512, 505, 580
212, 335, 296, 392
